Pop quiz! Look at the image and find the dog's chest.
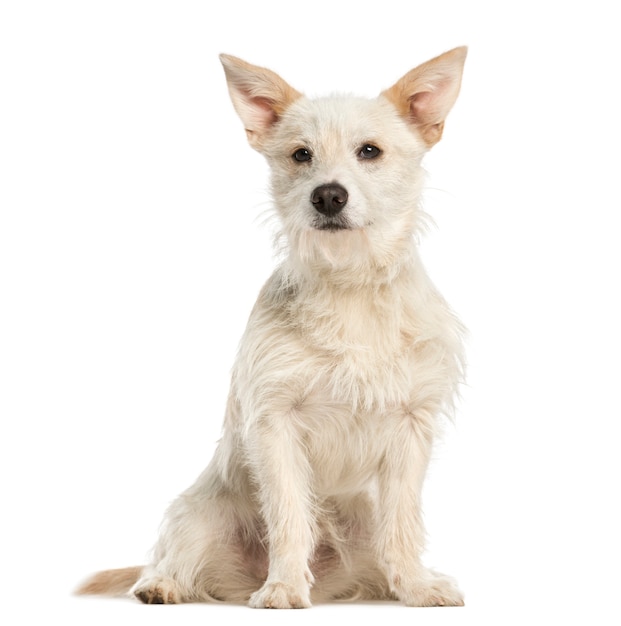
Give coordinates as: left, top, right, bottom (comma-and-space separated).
292, 282, 429, 404
290, 290, 420, 486
297, 394, 392, 495
294, 282, 409, 358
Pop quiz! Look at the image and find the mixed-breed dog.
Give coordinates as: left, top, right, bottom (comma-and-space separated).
78, 47, 468, 608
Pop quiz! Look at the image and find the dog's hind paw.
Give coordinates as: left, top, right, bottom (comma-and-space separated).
132, 576, 181, 604
249, 581, 311, 609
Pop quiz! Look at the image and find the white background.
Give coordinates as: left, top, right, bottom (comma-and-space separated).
1, 1, 620, 624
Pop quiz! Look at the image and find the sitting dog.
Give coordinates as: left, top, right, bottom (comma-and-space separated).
78, 47, 468, 608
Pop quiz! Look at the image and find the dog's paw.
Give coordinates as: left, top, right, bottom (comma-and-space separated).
132, 576, 181, 604
401, 572, 464, 607
249, 581, 311, 609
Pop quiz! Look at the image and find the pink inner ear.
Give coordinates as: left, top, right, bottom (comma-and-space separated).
254, 96, 278, 123
244, 94, 279, 133
408, 91, 435, 124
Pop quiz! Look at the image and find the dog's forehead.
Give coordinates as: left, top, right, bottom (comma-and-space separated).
278, 95, 403, 144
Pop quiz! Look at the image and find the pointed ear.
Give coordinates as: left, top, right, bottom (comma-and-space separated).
219, 54, 303, 150
381, 46, 467, 148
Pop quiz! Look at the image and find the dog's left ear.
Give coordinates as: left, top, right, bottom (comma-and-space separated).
219, 55, 303, 151
381, 47, 467, 147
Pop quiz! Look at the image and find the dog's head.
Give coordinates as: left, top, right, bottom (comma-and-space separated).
220, 49, 466, 275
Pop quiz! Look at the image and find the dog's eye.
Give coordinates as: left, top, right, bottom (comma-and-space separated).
359, 144, 381, 159
292, 148, 312, 162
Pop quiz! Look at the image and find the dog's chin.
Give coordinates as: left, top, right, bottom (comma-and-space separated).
294, 223, 374, 271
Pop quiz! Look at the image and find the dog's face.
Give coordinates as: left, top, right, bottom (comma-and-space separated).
263, 96, 427, 269
220, 49, 466, 271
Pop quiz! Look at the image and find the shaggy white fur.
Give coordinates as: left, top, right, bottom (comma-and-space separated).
77, 47, 467, 608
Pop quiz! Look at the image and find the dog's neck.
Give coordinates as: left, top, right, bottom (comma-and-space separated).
284, 239, 423, 292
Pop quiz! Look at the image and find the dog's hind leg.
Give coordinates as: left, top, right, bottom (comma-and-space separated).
132, 447, 265, 604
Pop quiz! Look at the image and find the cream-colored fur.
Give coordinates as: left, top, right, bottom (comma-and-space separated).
77, 47, 467, 608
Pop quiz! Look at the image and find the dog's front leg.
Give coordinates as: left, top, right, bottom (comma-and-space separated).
376, 409, 464, 607
245, 409, 315, 609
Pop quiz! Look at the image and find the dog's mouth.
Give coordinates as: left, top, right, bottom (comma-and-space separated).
312, 217, 352, 232
316, 222, 350, 232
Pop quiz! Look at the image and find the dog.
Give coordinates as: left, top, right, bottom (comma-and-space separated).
77, 47, 468, 608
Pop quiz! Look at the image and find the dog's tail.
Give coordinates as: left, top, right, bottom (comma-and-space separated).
75, 566, 143, 597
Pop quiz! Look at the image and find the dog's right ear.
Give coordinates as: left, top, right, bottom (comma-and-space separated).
219, 55, 302, 151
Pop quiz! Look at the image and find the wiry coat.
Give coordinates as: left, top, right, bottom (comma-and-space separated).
77, 47, 468, 608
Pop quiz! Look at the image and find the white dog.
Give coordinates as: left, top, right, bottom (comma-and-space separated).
78, 47, 467, 608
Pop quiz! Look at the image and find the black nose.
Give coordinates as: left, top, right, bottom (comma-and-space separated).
311, 183, 348, 217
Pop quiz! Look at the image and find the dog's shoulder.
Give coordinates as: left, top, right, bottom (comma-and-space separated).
258, 265, 299, 308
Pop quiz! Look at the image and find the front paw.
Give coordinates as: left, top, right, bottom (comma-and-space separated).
400, 571, 464, 607
249, 581, 311, 609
